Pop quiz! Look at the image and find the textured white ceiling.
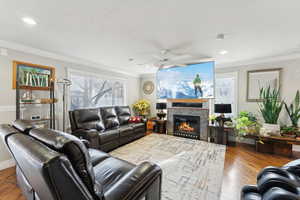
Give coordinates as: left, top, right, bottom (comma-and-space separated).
1, 0, 300, 75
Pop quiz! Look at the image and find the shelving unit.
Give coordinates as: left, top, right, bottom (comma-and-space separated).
13, 61, 56, 129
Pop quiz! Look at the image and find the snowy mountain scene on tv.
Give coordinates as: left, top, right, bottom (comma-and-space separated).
157, 61, 215, 99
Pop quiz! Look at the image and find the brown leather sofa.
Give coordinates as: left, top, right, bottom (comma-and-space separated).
0, 120, 162, 200
69, 106, 146, 152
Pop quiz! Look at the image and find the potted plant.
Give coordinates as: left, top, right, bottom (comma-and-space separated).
285, 90, 300, 128
235, 111, 259, 138
132, 99, 151, 117
281, 126, 298, 138
258, 86, 283, 136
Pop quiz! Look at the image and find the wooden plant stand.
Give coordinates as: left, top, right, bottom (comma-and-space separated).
247, 135, 300, 157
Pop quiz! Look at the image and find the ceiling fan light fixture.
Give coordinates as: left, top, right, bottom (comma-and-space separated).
22, 17, 37, 26
219, 50, 228, 55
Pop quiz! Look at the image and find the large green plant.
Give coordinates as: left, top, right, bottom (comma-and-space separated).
258, 86, 283, 124
285, 90, 300, 127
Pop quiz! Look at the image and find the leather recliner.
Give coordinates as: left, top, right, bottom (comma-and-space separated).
0, 120, 162, 200
69, 106, 146, 152
241, 159, 300, 200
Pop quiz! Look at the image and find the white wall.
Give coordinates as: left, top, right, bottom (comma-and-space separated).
216, 58, 300, 126
140, 74, 157, 117
0, 48, 140, 166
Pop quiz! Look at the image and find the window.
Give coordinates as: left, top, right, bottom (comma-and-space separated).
69, 70, 126, 110
214, 72, 238, 117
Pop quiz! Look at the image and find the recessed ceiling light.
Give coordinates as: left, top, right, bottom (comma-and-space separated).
22, 17, 37, 25
216, 33, 225, 40
219, 50, 228, 55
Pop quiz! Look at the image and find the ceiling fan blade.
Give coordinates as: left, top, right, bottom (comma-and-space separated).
170, 41, 193, 52
168, 54, 193, 61
146, 40, 166, 51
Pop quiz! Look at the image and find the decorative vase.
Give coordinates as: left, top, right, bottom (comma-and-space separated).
260, 123, 280, 136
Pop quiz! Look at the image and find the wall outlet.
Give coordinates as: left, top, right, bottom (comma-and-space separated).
31, 115, 41, 120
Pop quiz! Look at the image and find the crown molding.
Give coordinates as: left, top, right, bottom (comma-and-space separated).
216, 53, 300, 69
140, 73, 156, 78
0, 40, 139, 78
137, 51, 300, 77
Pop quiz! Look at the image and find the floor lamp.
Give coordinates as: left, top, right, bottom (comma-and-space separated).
57, 78, 72, 132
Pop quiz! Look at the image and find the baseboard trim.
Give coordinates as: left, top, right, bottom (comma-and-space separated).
0, 159, 15, 171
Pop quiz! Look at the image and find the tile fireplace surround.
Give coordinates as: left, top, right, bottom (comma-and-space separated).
167, 105, 209, 141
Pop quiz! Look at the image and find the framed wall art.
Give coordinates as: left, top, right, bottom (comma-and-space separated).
247, 68, 282, 102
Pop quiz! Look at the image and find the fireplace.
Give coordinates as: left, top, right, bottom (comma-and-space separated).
173, 115, 200, 139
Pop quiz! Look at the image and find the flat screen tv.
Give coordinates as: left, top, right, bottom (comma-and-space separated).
157, 61, 215, 99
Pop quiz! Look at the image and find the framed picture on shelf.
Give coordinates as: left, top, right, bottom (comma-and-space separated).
247, 68, 282, 102
12, 61, 55, 90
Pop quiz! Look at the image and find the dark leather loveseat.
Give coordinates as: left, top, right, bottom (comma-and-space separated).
69, 106, 146, 152
0, 120, 162, 200
241, 159, 300, 200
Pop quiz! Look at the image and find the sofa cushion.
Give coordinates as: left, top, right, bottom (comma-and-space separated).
89, 148, 110, 166
93, 157, 134, 193
99, 129, 119, 144
12, 120, 36, 134
73, 108, 105, 131
116, 106, 131, 125
130, 122, 145, 129
119, 125, 134, 137
101, 107, 120, 129
29, 128, 99, 197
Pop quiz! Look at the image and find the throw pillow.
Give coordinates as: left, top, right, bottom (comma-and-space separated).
129, 116, 142, 123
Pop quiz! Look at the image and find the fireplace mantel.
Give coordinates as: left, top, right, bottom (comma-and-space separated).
167, 98, 209, 103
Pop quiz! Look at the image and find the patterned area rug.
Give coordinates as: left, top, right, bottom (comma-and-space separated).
110, 134, 226, 200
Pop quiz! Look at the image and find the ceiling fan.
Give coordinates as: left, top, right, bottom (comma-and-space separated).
134, 41, 211, 69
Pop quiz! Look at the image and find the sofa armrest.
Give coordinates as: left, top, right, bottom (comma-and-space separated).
104, 162, 162, 200
80, 139, 90, 148
72, 129, 100, 149
241, 185, 260, 200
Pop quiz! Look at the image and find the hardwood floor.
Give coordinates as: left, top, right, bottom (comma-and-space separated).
221, 143, 298, 200
0, 144, 298, 200
0, 167, 24, 200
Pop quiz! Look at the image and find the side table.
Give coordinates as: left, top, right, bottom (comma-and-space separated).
208, 124, 234, 145
153, 119, 167, 134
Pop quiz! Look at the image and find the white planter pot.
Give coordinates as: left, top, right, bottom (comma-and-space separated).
260, 123, 281, 136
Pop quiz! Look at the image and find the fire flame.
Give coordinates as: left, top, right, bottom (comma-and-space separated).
178, 122, 194, 132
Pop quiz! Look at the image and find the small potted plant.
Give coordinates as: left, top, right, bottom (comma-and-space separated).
281, 126, 298, 138
132, 99, 151, 117
209, 114, 217, 125
285, 90, 300, 128
258, 86, 284, 136
235, 111, 259, 138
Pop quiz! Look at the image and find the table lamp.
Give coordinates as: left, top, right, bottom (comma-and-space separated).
156, 103, 167, 120
214, 104, 232, 126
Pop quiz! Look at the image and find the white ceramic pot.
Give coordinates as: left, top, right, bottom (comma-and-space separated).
260, 123, 281, 136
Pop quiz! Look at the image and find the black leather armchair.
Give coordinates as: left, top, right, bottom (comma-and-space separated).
69, 106, 146, 152
241, 160, 300, 200
0, 120, 162, 200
